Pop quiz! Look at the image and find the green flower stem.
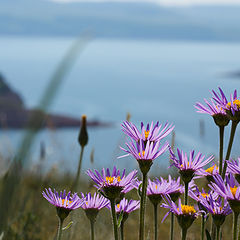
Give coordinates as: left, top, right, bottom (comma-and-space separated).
219, 126, 224, 175
110, 199, 119, 240
233, 212, 239, 240
154, 203, 158, 240
181, 228, 187, 240
216, 226, 220, 240
120, 222, 124, 240
201, 213, 205, 240
222, 121, 238, 179
90, 219, 95, 240
139, 172, 148, 240
72, 146, 85, 190
170, 212, 174, 240
57, 218, 63, 240
184, 182, 189, 205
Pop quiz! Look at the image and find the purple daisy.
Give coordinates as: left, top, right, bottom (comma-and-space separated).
80, 192, 109, 210
80, 192, 109, 224
227, 158, 240, 183
169, 148, 214, 183
120, 139, 168, 174
212, 87, 240, 119
86, 166, 137, 200
43, 188, 82, 210
200, 193, 232, 216
209, 173, 240, 214
195, 98, 229, 127
42, 188, 82, 221
121, 121, 174, 143
115, 198, 140, 214
197, 164, 219, 183
162, 197, 200, 231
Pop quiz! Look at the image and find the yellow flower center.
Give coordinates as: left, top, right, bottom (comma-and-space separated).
145, 130, 150, 139
138, 151, 145, 157
61, 199, 72, 206
205, 165, 218, 174
200, 193, 209, 198
117, 204, 120, 209
230, 186, 238, 197
180, 162, 190, 168
178, 204, 196, 215
105, 176, 121, 184
227, 100, 240, 110
155, 185, 157, 190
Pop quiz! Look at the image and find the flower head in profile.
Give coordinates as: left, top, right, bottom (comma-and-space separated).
227, 158, 240, 183
136, 176, 183, 205
42, 188, 82, 220
162, 197, 200, 230
195, 98, 229, 127
197, 164, 219, 183
212, 87, 240, 121
80, 192, 109, 222
115, 198, 140, 214
80, 192, 109, 210
169, 148, 214, 183
200, 193, 232, 227
121, 121, 174, 143
120, 139, 168, 174
209, 174, 240, 214
86, 167, 137, 200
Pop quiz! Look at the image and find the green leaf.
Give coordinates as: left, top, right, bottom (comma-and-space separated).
117, 211, 124, 228
62, 221, 73, 231
205, 229, 212, 240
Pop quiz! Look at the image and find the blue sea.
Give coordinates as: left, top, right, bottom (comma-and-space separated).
0, 37, 240, 175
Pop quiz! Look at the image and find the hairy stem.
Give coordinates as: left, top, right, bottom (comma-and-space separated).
233, 211, 239, 240
90, 219, 95, 240
170, 212, 174, 240
111, 199, 119, 240
201, 213, 205, 240
184, 182, 189, 205
139, 172, 148, 240
219, 126, 224, 175
57, 218, 63, 240
154, 204, 158, 240
222, 121, 238, 179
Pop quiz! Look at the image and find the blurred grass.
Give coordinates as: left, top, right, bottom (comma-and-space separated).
0, 36, 89, 235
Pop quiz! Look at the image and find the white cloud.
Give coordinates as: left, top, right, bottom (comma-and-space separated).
50, 0, 240, 6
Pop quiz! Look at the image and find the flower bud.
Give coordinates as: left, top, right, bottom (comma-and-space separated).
78, 115, 88, 148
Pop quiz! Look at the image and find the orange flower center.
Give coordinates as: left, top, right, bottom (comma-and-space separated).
177, 204, 196, 215
105, 176, 121, 184
138, 151, 145, 157
61, 199, 72, 206
200, 193, 209, 198
227, 100, 240, 110
230, 186, 238, 197
205, 165, 218, 174
145, 130, 150, 139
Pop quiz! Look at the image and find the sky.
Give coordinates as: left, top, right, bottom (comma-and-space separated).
50, 0, 240, 6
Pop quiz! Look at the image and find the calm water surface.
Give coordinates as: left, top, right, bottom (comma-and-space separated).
0, 37, 240, 175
